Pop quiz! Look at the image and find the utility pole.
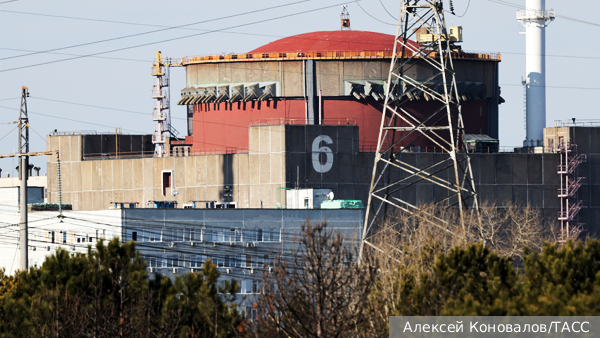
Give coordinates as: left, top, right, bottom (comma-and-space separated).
18, 87, 29, 271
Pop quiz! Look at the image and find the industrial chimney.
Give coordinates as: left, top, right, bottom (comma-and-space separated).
517, 0, 555, 147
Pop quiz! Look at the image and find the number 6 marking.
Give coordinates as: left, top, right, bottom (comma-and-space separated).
312, 135, 333, 173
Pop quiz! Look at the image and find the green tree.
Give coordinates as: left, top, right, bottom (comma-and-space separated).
0, 239, 244, 338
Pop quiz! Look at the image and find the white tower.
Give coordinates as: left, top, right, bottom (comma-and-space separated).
151, 51, 169, 157
517, 0, 555, 147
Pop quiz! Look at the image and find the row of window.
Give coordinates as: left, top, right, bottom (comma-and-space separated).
218, 280, 263, 294
28, 230, 111, 244
141, 254, 274, 269
131, 228, 281, 243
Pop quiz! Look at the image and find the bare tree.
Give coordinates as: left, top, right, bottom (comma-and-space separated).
253, 220, 377, 338
362, 202, 561, 336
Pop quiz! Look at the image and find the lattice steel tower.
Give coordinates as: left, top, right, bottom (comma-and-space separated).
362, 0, 478, 246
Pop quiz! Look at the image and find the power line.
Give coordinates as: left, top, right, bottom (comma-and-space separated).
500, 83, 600, 91
354, 0, 396, 26
377, 0, 397, 20
29, 96, 187, 121
452, 0, 471, 18
488, 0, 600, 28
0, 0, 312, 62
0, 1, 353, 73
0, 47, 149, 63
0, 104, 145, 133
4, 7, 600, 64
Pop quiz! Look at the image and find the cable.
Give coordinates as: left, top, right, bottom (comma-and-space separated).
378, 0, 397, 20
27, 124, 48, 145
0, 1, 354, 73
500, 83, 600, 91
0, 125, 18, 142
0, 0, 17, 4
0, 105, 145, 133
354, 0, 397, 26
0, 47, 148, 63
0, 1, 312, 62
488, 0, 600, 28
452, 0, 471, 18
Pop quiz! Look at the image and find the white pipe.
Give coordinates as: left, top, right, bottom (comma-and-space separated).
518, 0, 554, 146
526, 0, 545, 146
302, 60, 308, 125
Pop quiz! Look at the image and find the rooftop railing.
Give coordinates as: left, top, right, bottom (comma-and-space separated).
174, 50, 500, 66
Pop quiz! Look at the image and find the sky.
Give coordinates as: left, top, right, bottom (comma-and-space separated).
0, 0, 598, 176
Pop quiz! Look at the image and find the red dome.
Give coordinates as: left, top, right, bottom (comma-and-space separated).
249, 30, 412, 53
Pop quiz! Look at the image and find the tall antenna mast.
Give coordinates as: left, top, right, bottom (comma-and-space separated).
361, 0, 478, 256
18, 86, 29, 271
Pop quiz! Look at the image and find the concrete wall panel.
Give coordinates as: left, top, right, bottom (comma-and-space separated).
259, 154, 270, 184
479, 156, 495, 184
479, 185, 495, 204
282, 61, 302, 97
343, 61, 364, 80
59, 136, 71, 162
259, 126, 270, 153
363, 61, 381, 80
512, 185, 527, 205
495, 155, 512, 184
82, 191, 93, 210
543, 155, 559, 185
92, 191, 102, 210
512, 154, 527, 184
71, 162, 82, 192
250, 127, 259, 153
218, 63, 233, 83
236, 154, 249, 185
142, 158, 153, 189
497, 185, 512, 205
317, 61, 341, 96
249, 154, 259, 185
231, 63, 247, 84
528, 155, 543, 184
71, 136, 82, 161
91, 161, 102, 191
195, 156, 207, 186
260, 62, 279, 82
198, 64, 218, 85
206, 155, 218, 186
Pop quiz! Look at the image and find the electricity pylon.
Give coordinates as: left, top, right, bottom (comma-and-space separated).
361, 0, 478, 254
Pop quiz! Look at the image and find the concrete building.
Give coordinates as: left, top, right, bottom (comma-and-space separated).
0, 209, 122, 275
174, 30, 502, 154
0, 175, 46, 208
121, 208, 364, 311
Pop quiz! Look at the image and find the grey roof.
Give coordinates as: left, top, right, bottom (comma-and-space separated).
463, 134, 499, 143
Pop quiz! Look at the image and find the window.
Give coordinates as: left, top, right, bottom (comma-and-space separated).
246, 254, 253, 268
185, 228, 197, 241
304, 198, 310, 208
162, 172, 172, 196
190, 254, 205, 268
246, 306, 258, 320
236, 255, 244, 268
132, 231, 138, 241
60, 231, 67, 244
165, 254, 179, 268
